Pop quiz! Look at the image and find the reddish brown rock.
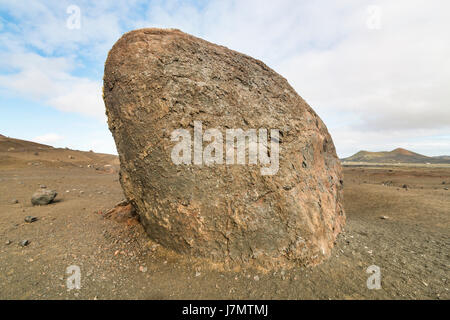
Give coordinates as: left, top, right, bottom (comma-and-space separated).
103, 28, 345, 266
103, 200, 139, 226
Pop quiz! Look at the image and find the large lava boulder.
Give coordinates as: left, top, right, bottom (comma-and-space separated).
103, 28, 345, 266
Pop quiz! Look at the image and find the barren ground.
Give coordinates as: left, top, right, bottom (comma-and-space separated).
0, 151, 449, 299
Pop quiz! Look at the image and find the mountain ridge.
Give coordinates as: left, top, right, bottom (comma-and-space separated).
342, 148, 450, 164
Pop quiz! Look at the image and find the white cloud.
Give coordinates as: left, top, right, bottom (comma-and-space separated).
133, 0, 450, 156
1, 0, 449, 157
0, 52, 105, 120
33, 133, 64, 145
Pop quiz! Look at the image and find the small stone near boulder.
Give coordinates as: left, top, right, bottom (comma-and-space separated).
11, 199, 19, 204
102, 200, 138, 225
19, 240, 29, 247
31, 189, 57, 205
24, 216, 38, 223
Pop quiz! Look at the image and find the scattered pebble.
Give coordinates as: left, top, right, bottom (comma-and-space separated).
19, 240, 30, 247
5, 240, 11, 245
253, 275, 260, 281
11, 199, 19, 204
380, 215, 389, 220
139, 266, 147, 273
195, 271, 201, 277
24, 216, 38, 223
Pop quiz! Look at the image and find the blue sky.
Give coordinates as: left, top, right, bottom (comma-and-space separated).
0, 0, 449, 157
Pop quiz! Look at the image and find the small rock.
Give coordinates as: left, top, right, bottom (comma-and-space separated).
195, 271, 201, 277
380, 215, 389, 220
11, 199, 19, 204
139, 266, 147, 273
31, 189, 57, 205
24, 216, 38, 223
444, 188, 449, 191
253, 275, 260, 281
19, 240, 30, 247
40, 185, 47, 189
5, 240, 11, 245
402, 184, 408, 189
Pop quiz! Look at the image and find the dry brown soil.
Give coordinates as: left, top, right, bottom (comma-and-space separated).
0, 150, 449, 299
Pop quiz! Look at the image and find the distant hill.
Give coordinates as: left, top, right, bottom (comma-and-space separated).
0, 134, 119, 169
433, 155, 450, 161
0, 134, 53, 152
342, 148, 450, 164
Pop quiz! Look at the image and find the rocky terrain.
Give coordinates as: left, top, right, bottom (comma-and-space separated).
0, 135, 448, 299
0, 134, 119, 170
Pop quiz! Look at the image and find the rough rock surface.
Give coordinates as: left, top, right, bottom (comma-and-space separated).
103, 28, 345, 266
31, 189, 57, 206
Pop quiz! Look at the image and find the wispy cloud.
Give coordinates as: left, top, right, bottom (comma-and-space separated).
33, 133, 64, 145
0, 0, 449, 156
